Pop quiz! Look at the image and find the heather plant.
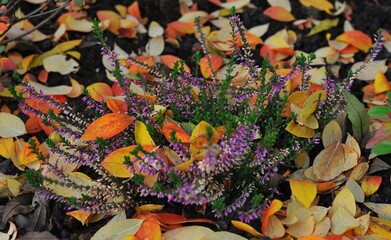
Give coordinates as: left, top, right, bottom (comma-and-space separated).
9, 9, 385, 224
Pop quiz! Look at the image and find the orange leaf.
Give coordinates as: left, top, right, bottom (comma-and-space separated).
316, 181, 337, 193
374, 71, 391, 94
80, 113, 135, 141
231, 220, 262, 237
134, 216, 161, 240
261, 199, 282, 234
66, 209, 93, 225
86, 82, 113, 102
104, 96, 128, 114
298, 236, 326, 240
127, 56, 155, 75
38, 69, 48, 83
263, 6, 295, 22
299, 0, 334, 11
200, 54, 223, 79
25, 116, 42, 134
290, 179, 317, 208
0, 57, 16, 71
127, 1, 142, 22
160, 55, 191, 73
260, 44, 275, 63
162, 122, 191, 143
19, 136, 47, 166
97, 10, 121, 34
361, 176, 382, 197
336, 30, 373, 52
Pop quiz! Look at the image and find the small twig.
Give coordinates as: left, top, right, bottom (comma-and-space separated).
0, 1, 69, 45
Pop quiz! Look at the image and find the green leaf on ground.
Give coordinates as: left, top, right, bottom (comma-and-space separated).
307, 18, 339, 36
343, 90, 370, 143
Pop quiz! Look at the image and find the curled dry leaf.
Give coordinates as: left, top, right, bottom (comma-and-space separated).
28, 80, 72, 96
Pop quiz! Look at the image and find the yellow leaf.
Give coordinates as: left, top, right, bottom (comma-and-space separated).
298, 236, 326, 240
135, 204, 164, 212
285, 119, 316, 138
190, 121, 220, 149
361, 176, 382, 197
231, 220, 262, 237
80, 113, 135, 141
135, 121, 156, 146
330, 207, 359, 235
299, 0, 334, 11
312, 217, 331, 237
102, 145, 137, 178
0, 138, 14, 159
329, 188, 356, 218
289, 179, 317, 208
374, 71, 391, 94
369, 217, 391, 239
7, 178, 21, 196
353, 214, 370, 236
300, 90, 326, 120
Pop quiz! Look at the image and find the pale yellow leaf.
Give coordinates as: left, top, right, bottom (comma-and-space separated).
322, 120, 342, 148
330, 207, 359, 235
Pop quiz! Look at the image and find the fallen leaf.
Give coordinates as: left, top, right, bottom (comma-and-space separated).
263, 6, 295, 22
361, 176, 382, 197
290, 179, 317, 208
160, 55, 191, 73
312, 141, 358, 181
86, 82, 114, 102
0, 112, 27, 138
307, 18, 339, 36
262, 199, 283, 234
265, 214, 285, 238
343, 90, 370, 143
200, 54, 223, 79
374, 71, 391, 94
96, 10, 121, 34
351, 60, 388, 81
134, 215, 161, 240
91, 218, 144, 240
0, 138, 13, 159
162, 226, 213, 240
42, 55, 79, 75
162, 122, 191, 143
330, 207, 359, 235
135, 121, 156, 146
300, 0, 334, 11
66, 209, 93, 225
336, 30, 372, 52
329, 187, 356, 217
322, 120, 342, 148
231, 220, 262, 237
80, 113, 135, 141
